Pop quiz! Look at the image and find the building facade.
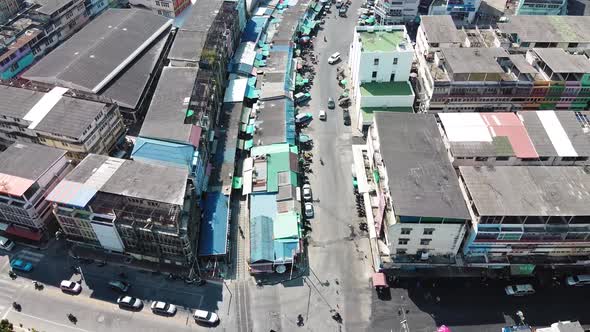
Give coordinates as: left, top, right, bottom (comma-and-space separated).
374, 0, 419, 25
0, 83, 126, 162
460, 166, 590, 266
0, 0, 22, 24
427, 0, 481, 24
47, 155, 199, 268
349, 25, 415, 132
128, 0, 190, 18
415, 16, 590, 113
0, 143, 71, 242
514, 0, 567, 15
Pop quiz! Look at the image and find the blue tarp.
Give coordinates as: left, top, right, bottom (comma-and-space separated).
250, 193, 278, 263
242, 16, 269, 43
198, 192, 229, 256
131, 137, 195, 172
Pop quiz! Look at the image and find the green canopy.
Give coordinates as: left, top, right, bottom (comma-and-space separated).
299, 134, 312, 143
232, 177, 243, 189
365, 16, 375, 24
245, 139, 254, 150
246, 125, 255, 135
340, 79, 348, 86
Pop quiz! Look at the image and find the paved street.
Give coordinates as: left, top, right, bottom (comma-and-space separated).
0, 242, 230, 332
370, 277, 590, 332
245, 1, 375, 331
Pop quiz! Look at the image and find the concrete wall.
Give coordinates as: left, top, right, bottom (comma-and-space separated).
388, 222, 466, 255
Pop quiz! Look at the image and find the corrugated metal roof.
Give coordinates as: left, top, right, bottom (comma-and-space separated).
0, 174, 35, 197
482, 113, 538, 158
273, 211, 299, 239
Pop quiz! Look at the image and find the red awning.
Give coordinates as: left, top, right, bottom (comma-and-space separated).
372, 272, 387, 287
6, 225, 42, 241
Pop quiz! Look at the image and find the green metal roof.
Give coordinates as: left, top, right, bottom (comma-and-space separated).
359, 30, 406, 52
273, 211, 300, 239
493, 136, 514, 156
361, 106, 414, 123
360, 81, 414, 97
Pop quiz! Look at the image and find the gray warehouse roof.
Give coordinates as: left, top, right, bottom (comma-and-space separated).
34, 0, 72, 15
533, 48, 590, 73
460, 166, 590, 216
498, 16, 590, 43
442, 47, 508, 74
0, 143, 66, 180
255, 97, 289, 145
24, 9, 172, 108
0, 85, 111, 139
420, 15, 462, 44
139, 67, 198, 143
63, 154, 188, 206
374, 112, 470, 220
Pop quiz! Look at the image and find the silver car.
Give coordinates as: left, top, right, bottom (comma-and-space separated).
151, 301, 177, 316
117, 296, 143, 310
193, 309, 219, 325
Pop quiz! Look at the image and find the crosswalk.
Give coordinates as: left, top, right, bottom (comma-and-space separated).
13, 249, 45, 264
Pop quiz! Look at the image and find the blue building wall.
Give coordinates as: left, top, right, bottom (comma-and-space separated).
0, 52, 34, 80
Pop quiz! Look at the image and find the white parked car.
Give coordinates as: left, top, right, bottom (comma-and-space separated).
151, 301, 177, 316
193, 309, 219, 325
566, 274, 590, 286
117, 296, 143, 310
302, 184, 312, 201
60, 280, 82, 294
304, 202, 314, 218
504, 284, 535, 296
328, 52, 341, 64
319, 109, 327, 121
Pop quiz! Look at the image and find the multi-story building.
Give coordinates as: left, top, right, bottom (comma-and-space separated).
0, 143, 71, 242
0, 0, 22, 24
497, 16, 590, 51
427, 0, 481, 23
23, 9, 173, 124
438, 111, 590, 167
47, 154, 199, 268
0, 83, 126, 162
374, 0, 419, 25
361, 112, 471, 268
349, 25, 415, 132
514, 0, 567, 15
415, 17, 590, 112
132, 67, 208, 196
128, 0, 190, 18
459, 166, 590, 266
84, 0, 108, 17
0, 0, 89, 80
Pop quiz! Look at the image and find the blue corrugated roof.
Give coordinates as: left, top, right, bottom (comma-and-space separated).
251, 215, 274, 262
131, 137, 195, 171
274, 239, 299, 262
198, 192, 229, 256
242, 16, 269, 43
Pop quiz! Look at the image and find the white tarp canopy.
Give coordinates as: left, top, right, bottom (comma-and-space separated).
224, 74, 249, 103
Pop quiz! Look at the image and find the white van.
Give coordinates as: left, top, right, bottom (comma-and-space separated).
319, 110, 327, 121
0, 236, 14, 251
566, 274, 590, 286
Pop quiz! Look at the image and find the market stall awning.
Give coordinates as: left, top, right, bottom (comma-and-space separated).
299, 134, 312, 143
372, 272, 387, 287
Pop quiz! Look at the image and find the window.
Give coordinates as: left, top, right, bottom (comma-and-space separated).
475, 157, 488, 161
390, 73, 395, 81
373, 58, 379, 65
393, 58, 398, 65
496, 156, 509, 161
396, 249, 407, 255
155, 0, 160, 4
401, 228, 411, 235
371, 71, 377, 78
423, 228, 434, 235
398, 238, 409, 245
420, 239, 432, 245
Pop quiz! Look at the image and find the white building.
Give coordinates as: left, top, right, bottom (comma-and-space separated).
427, 0, 481, 24
374, 0, 418, 25
349, 25, 415, 132
362, 112, 471, 268
128, 0, 190, 18
0, 143, 72, 242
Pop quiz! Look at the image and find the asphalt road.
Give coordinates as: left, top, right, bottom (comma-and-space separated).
0, 242, 229, 332
370, 277, 590, 332
246, 1, 375, 331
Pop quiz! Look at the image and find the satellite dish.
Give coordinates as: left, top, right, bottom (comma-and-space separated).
275, 265, 287, 274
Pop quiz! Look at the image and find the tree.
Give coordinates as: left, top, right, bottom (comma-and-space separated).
0, 319, 13, 332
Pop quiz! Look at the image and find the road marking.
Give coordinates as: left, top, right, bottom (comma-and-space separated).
1, 308, 10, 320
19, 250, 44, 258
9, 311, 93, 332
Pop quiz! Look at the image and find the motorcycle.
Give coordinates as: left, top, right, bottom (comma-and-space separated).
67, 313, 77, 324
12, 302, 21, 312
8, 271, 16, 279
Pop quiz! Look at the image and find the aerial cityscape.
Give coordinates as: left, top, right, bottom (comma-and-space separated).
0, 0, 589, 330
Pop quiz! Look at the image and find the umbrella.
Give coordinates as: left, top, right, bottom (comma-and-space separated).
365, 16, 375, 24
437, 326, 451, 332
360, 14, 368, 19
340, 79, 348, 86
301, 36, 311, 42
